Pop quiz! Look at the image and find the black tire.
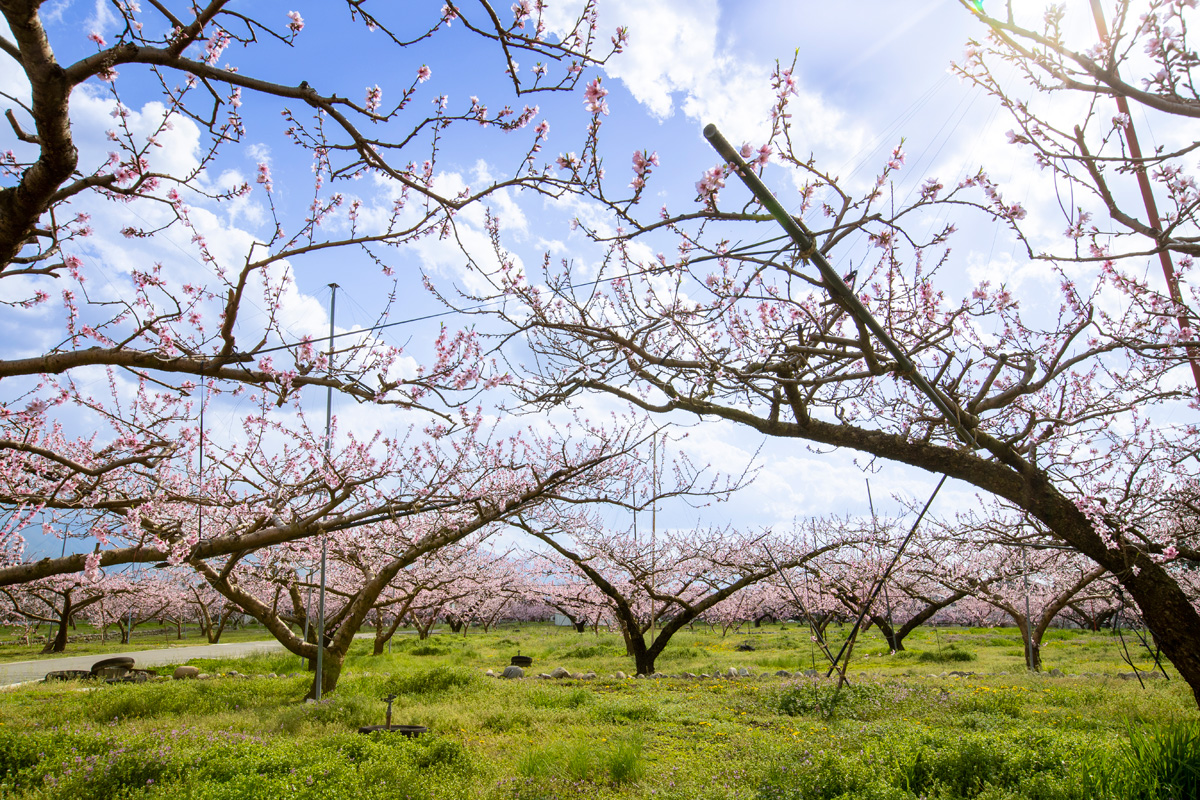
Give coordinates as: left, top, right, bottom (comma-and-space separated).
107, 672, 148, 684
94, 666, 132, 680
90, 656, 135, 673
510, 655, 533, 668
357, 724, 426, 737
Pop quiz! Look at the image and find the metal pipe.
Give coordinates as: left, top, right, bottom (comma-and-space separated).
825, 474, 947, 679
1022, 547, 1036, 671
764, 543, 843, 674
315, 282, 339, 700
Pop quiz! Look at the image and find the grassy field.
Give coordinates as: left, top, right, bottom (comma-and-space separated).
0, 623, 1196, 799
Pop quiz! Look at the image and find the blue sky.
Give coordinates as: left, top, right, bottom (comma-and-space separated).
4, 0, 1178, 558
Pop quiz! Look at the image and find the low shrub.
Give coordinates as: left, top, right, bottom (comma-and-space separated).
409, 644, 449, 656
0, 729, 43, 783
591, 700, 658, 724
84, 676, 301, 722
482, 709, 533, 732
559, 643, 609, 659
759, 730, 1095, 800
605, 735, 645, 784
775, 682, 891, 721
527, 686, 592, 710
954, 686, 1026, 718
382, 666, 477, 696
917, 646, 977, 663
6, 729, 477, 800
1084, 718, 1200, 799
516, 736, 643, 786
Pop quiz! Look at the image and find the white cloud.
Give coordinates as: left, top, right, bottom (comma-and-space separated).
84, 0, 118, 38
571, 0, 870, 157
39, 1, 74, 26
593, 0, 777, 145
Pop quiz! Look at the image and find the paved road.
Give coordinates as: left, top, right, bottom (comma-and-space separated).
0, 639, 297, 686
0, 631, 435, 686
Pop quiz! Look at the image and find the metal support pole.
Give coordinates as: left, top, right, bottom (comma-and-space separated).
825, 475, 947, 681
302, 568, 312, 667
650, 436, 657, 635
703, 124, 980, 449
1022, 547, 1036, 672
764, 544, 842, 672
867, 480, 896, 650
198, 376, 205, 543
315, 282, 339, 700
126, 567, 136, 642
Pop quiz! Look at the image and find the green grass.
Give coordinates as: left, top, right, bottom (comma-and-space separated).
0, 623, 1195, 799
915, 644, 978, 663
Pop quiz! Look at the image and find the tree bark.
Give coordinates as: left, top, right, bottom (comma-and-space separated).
307, 649, 343, 701
581, 391, 1200, 705
41, 591, 70, 654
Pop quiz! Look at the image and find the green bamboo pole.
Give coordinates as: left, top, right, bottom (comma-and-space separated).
702, 124, 979, 449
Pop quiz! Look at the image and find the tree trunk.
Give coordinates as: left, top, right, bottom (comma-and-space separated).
870, 614, 901, 651
207, 606, 233, 643
372, 610, 387, 656
306, 649, 344, 699
631, 640, 656, 675
40, 594, 70, 654
1013, 617, 1042, 671
372, 611, 406, 656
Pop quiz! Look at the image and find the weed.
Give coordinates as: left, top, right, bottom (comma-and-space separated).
917, 645, 978, 663
528, 686, 592, 709
517, 746, 560, 780
84, 676, 301, 722
409, 644, 450, 656
276, 693, 375, 732
383, 666, 477, 696
559, 643, 609, 659
775, 682, 890, 721
1085, 718, 1200, 799
483, 709, 532, 731
591, 700, 658, 723
515, 736, 642, 787
604, 735, 644, 784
